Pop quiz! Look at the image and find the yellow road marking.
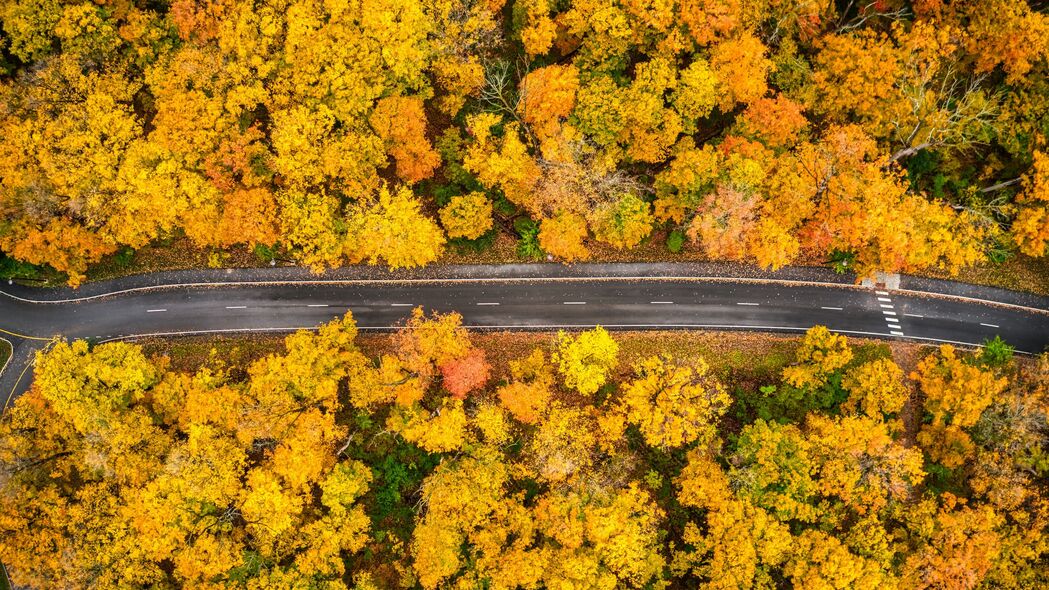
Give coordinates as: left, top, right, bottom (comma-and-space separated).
0, 327, 52, 341
3, 358, 34, 412
2, 339, 54, 413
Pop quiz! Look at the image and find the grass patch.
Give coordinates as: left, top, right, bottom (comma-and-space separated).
0, 339, 10, 375
138, 334, 287, 374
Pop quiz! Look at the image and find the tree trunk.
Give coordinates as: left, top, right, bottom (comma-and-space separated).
979, 177, 1023, 193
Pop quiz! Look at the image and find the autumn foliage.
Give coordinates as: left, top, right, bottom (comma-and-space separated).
2, 320, 1047, 588
1, 0, 1047, 283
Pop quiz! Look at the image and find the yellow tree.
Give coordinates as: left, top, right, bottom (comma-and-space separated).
913, 345, 1008, 467
588, 193, 655, 250
782, 326, 854, 389
553, 326, 619, 395
498, 348, 555, 424
439, 192, 494, 240
842, 358, 910, 417
535, 484, 666, 588
526, 403, 600, 482
539, 211, 591, 261
344, 184, 446, 269
674, 451, 794, 589
901, 497, 1003, 589
738, 94, 809, 148
811, 31, 903, 136
1012, 150, 1049, 257
277, 188, 345, 271
370, 96, 441, 184
463, 113, 541, 209
785, 529, 896, 589
710, 32, 772, 111
520, 63, 580, 147
618, 354, 730, 449
806, 414, 925, 515
729, 419, 820, 523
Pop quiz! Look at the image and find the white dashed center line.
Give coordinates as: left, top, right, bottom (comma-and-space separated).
476, 302, 500, 306
146, 309, 167, 313
563, 301, 587, 305
821, 306, 843, 311
980, 323, 1000, 328
736, 302, 759, 306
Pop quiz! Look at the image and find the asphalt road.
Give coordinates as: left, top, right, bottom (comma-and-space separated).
2, 268, 1047, 409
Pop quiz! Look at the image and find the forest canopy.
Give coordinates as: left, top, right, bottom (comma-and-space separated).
1, 314, 1047, 588
0, 0, 1047, 284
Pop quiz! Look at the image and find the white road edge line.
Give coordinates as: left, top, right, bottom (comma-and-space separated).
95, 324, 1034, 354
146, 309, 167, 313
821, 306, 843, 310
476, 302, 500, 306
904, 313, 924, 318
980, 323, 1000, 328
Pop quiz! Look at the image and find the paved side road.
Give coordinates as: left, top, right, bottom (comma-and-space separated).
2, 264, 1047, 410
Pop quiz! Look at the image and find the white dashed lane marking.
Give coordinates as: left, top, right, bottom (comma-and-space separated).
563, 301, 587, 305
737, 302, 759, 306
476, 302, 500, 306
650, 301, 674, 305
146, 309, 167, 313
981, 323, 1000, 328
226, 306, 247, 309
307, 304, 329, 308
390, 303, 414, 307
821, 306, 843, 311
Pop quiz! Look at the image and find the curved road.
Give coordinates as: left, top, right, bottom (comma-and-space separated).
2, 263, 1047, 409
